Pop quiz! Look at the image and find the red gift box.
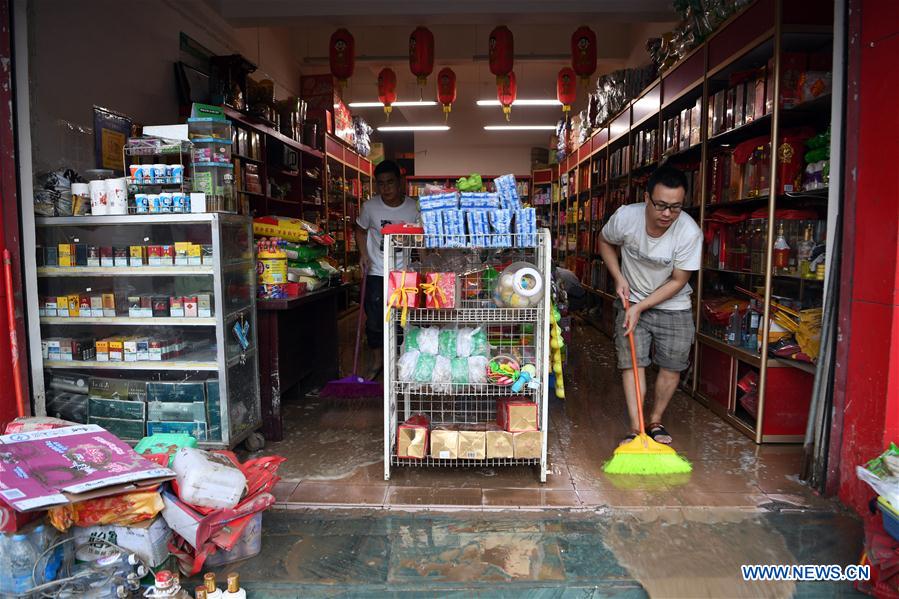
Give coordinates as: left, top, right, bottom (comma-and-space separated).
386, 271, 420, 327
497, 397, 539, 432
421, 272, 456, 309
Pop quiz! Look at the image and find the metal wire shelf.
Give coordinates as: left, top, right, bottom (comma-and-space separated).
393, 381, 536, 398
386, 232, 540, 250
391, 456, 540, 468
401, 307, 541, 323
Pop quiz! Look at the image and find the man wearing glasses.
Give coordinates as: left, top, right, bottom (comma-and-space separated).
599, 165, 702, 446
355, 160, 419, 377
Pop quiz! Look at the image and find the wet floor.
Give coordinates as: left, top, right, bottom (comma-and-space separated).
213, 508, 863, 598
235, 318, 865, 597
254, 320, 838, 512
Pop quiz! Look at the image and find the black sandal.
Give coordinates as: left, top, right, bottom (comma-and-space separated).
647, 423, 673, 445
618, 431, 639, 446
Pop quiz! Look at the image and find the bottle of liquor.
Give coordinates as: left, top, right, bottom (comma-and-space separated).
150, 571, 190, 598
773, 223, 790, 273
797, 223, 815, 279
222, 573, 246, 599
726, 304, 742, 346
196, 588, 208, 599
204, 573, 224, 599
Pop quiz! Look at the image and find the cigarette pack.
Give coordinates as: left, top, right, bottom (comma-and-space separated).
102, 293, 116, 317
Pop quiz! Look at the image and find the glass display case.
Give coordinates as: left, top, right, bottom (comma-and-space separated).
29, 213, 261, 449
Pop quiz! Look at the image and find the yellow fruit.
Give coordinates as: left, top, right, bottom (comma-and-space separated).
553, 362, 562, 376
550, 337, 561, 350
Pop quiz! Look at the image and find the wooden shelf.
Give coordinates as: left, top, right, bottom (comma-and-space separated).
224, 106, 322, 159
696, 332, 762, 367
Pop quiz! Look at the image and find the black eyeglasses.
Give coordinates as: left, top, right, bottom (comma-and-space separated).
649, 199, 683, 213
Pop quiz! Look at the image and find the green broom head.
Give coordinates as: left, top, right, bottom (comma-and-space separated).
603, 433, 692, 475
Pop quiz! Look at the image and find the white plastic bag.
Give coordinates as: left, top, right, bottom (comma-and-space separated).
456, 327, 475, 357
468, 355, 489, 384
398, 350, 420, 381
418, 327, 440, 355
432, 355, 453, 385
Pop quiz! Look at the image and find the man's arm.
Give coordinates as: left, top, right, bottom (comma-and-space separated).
355, 225, 369, 271
620, 268, 692, 335
598, 233, 630, 303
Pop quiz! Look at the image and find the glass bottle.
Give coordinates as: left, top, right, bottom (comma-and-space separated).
196, 588, 208, 599
773, 223, 790, 273
204, 573, 224, 599
726, 304, 742, 346
222, 573, 246, 599
797, 223, 815, 278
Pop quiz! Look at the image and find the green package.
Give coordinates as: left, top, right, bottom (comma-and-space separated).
470, 328, 489, 357
439, 329, 458, 358
282, 242, 327, 262
451, 357, 469, 384
405, 327, 421, 351
413, 353, 437, 383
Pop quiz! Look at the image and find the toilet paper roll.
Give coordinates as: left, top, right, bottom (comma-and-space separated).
512, 266, 543, 298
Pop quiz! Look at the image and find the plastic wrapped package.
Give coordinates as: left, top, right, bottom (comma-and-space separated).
413, 353, 437, 383
442, 210, 466, 247
459, 192, 500, 210
489, 209, 513, 247
458, 327, 489, 357
49, 489, 164, 531
432, 355, 453, 387
417, 326, 440, 354
404, 327, 421, 351
466, 211, 490, 247
515, 208, 538, 247
451, 357, 470, 384
398, 350, 420, 381
418, 193, 459, 211
421, 209, 445, 248
468, 355, 489, 384
494, 174, 521, 211
438, 328, 458, 358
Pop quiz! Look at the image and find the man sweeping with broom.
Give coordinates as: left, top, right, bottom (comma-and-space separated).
598, 165, 700, 474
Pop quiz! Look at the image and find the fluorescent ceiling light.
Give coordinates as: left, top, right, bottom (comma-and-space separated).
484, 125, 557, 131
349, 100, 438, 108
477, 99, 562, 106
377, 125, 450, 132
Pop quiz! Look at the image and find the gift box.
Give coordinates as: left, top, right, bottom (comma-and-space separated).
386, 271, 420, 328
513, 431, 542, 459
421, 272, 457, 309
497, 398, 539, 432
396, 414, 429, 459
458, 427, 486, 460
430, 427, 459, 459
486, 424, 514, 459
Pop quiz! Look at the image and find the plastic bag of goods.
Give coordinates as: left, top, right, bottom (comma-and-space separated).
412, 353, 437, 383
488, 209, 513, 247
457, 327, 489, 357
438, 329, 459, 358
398, 350, 420, 381
468, 355, 489, 384
442, 210, 467, 248
431, 355, 453, 390
421, 209, 445, 248
171, 447, 247, 509
451, 357, 470, 384
49, 488, 164, 531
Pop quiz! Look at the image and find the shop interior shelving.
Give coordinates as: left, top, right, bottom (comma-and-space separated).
546, 0, 833, 443
31, 213, 262, 450
530, 166, 558, 231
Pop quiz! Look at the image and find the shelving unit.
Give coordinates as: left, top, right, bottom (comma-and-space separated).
383, 230, 552, 482
546, 0, 833, 443
406, 175, 532, 202
29, 213, 262, 449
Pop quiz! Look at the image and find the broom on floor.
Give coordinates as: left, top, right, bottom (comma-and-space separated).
603, 298, 692, 475
320, 271, 383, 399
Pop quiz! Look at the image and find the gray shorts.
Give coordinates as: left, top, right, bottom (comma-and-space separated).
614, 302, 695, 372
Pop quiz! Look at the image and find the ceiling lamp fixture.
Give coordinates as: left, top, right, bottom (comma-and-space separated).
484, 125, 557, 131
348, 100, 438, 108
476, 99, 562, 107
377, 125, 450, 132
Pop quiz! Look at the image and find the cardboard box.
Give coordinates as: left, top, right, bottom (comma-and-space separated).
90, 296, 104, 318
102, 293, 116, 318
187, 244, 202, 266
88, 416, 146, 440
147, 401, 206, 423
44, 298, 57, 318
45, 246, 58, 267
174, 242, 192, 266
75, 244, 88, 267
95, 339, 110, 362
86, 246, 100, 267
88, 397, 146, 421
458, 429, 486, 460
67, 295, 80, 318
169, 297, 184, 318
396, 414, 429, 459
100, 246, 114, 267
73, 516, 172, 567
206, 380, 222, 442
486, 425, 514, 459
114, 247, 129, 267
58, 244, 74, 267
56, 296, 69, 318
129, 245, 146, 267
183, 297, 198, 318
90, 377, 146, 402
497, 399, 539, 432
513, 431, 542, 459
197, 294, 212, 318
429, 428, 459, 459
109, 338, 124, 362
147, 381, 207, 404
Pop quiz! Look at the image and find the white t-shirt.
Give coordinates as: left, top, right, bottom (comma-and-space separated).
356, 195, 419, 276
601, 203, 702, 311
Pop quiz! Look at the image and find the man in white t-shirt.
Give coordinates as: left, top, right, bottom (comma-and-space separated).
599, 165, 702, 446
354, 160, 419, 376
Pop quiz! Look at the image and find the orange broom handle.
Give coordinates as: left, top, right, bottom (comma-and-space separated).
4, 250, 25, 418
624, 297, 645, 436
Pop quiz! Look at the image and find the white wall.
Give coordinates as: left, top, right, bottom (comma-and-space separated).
25, 0, 302, 174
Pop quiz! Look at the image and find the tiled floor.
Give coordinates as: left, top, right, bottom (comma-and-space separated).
252, 320, 836, 512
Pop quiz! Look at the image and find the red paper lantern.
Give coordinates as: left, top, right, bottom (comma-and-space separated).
377, 68, 398, 119
489, 26, 514, 85
436, 67, 457, 121
571, 26, 597, 85
557, 67, 577, 113
329, 28, 355, 88
409, 27, 435, 89
497, 71, 517, 121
